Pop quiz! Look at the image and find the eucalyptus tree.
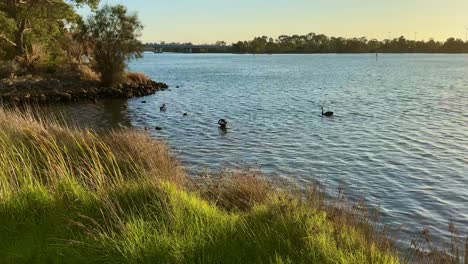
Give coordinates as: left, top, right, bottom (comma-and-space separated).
0, 0, 99, 60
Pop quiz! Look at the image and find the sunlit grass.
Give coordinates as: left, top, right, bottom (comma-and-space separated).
0, 108, 412, 263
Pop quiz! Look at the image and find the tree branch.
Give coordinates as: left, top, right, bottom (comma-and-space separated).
0, 33, 17, 47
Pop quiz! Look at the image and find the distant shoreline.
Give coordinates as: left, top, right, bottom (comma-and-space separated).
145, 33, 468, 54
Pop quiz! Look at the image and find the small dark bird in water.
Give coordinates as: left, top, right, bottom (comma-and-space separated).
155, 126, 163, 131
160, 103, 167, 112
176, 85, 180, 88
321, 107, 334, 117
141, 100, 147, 104
183, 112, 188, 116
218, 119, 228, 129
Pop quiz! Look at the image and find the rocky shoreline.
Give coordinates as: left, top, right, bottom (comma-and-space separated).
0, 78, 168, 105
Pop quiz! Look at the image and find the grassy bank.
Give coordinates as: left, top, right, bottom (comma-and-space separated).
0, 108, 402, 263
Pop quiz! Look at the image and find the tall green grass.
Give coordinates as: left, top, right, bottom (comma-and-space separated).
0, 108, 403, 263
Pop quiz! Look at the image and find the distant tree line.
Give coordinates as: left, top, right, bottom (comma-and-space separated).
144, 41, 228, 53
231, 33, 468, 54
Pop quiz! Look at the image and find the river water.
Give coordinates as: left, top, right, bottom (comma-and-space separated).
48, 53, 468, 243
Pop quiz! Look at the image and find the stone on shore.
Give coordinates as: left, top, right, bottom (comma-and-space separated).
0, 77, 169, 105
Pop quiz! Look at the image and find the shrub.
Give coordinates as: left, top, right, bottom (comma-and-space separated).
84, 5, 143, 86
125, 71, 150, 84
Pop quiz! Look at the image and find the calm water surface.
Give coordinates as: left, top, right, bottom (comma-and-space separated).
50, 53, 468, 242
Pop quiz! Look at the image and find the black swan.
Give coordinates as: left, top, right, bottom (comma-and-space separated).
321, 107, 334, 117
160, 104, 167, 112
218, 119, 228, 129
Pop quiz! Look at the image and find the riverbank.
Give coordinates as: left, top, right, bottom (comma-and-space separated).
0, 74, 168, 105
0, 108, 403, 263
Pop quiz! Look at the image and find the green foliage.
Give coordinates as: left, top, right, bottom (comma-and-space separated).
84, 5, 143, 86
232, 33, 468, 54
0, 60, 19, 78
0, 0, 99, 62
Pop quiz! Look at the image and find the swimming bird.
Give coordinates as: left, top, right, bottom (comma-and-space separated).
160, 104, 167, 112
155, 126, 162, 131
321, 107, 334, 117
183, 112, 188, 116
218, 119, 228, 129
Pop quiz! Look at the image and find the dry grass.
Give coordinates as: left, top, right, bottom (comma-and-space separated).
196, 170, 276, 211
0, 107, 185, 194
403, 224, 468, 264
125, 71, 151, 84
79, 64, 101, 81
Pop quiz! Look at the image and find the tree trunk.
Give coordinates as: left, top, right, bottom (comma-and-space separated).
15, 19, 27, 58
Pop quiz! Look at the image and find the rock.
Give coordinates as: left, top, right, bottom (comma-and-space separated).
0, 76, 168, 105
60, 92, 72, 101
50, 79, 61, 87
109, 87, 123, 97
16, 81, 32, 90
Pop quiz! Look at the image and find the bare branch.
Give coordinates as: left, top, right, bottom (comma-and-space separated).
0, 34, 17, 47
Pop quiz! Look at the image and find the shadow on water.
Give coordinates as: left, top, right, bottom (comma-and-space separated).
218, 127, 229, 136
39, 99, 132, 130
